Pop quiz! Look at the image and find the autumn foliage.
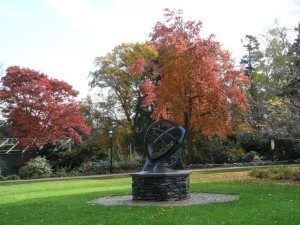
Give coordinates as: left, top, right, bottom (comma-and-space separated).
130, 9, 250, 155
0, 66, 91, 149
131, 9, 250, 160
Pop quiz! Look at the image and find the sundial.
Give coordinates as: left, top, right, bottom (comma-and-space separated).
142, 120, 185, 172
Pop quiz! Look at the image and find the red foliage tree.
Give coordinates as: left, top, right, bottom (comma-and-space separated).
132, 9, 250, 161
0, 66, 91, 149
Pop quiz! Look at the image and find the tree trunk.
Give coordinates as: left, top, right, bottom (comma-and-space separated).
184, 96, 193, 164
185, 126, 194, 164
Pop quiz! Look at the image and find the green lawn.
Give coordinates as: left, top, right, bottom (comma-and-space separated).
0, 169, 299, 225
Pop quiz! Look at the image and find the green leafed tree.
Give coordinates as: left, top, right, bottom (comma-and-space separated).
89, 43, 158, 152
90, 43, 158, 125
283, 23, 300, 108
241, 26, 297, 135
240, 24, 300, 159
240, 35, 267, 131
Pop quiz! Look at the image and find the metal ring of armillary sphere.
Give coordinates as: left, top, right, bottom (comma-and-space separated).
144, 120, 185, 167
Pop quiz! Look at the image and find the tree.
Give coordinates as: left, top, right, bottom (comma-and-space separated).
261, 26, 298, 139
264, 26, 292, 95
270, 25, 300, 158
0, 66, 91, 149
90, 43, 158, 126
79, 94, 144, 161
239, 24, 300, 160
80, 95, 117, 130
240, 35, 268, 130
134, 9, 249, 162
277, 23, 300, 143
241, 35, 264, 77
240, 26, 294, 135
284, 23, 300, 108
90, 43, 158, 152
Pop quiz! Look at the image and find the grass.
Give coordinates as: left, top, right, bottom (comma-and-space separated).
0, 168, 299, 225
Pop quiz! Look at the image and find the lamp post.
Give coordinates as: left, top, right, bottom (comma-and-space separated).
109, 130, 113, 173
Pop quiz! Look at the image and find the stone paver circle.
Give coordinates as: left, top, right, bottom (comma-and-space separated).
88, 193, 239, 207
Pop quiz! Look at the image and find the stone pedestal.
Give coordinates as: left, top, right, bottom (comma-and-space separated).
130, 171, 190, 201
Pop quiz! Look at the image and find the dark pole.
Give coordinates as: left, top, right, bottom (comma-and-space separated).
109, 130, 113, 173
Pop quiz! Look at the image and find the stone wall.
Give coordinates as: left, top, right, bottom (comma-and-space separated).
131, 171, 190, 201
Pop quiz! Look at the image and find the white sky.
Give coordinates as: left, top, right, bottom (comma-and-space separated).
0, 0, 299, 99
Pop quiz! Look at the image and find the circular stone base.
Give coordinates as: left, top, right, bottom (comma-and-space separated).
131, 171, 190, 201
88, 193, 239, 207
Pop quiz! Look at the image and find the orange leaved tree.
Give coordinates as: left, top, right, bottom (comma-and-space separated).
133, 9, 250, 162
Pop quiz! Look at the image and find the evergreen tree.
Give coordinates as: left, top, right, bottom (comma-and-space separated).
240, 35, 266, 130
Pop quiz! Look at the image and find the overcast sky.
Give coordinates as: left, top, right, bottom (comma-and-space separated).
0, 0, 299, 98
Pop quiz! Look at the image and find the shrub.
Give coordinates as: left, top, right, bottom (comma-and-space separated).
250, 168, 269, 179
115, 158, 140, 171
52, 167, 69, 177
250, 166, 300, 181
233, 132, 272, 159
19, 156, 52, 179
0, 174, 20, 181
76, 153, 143, 175
115, 153, 143, 171
239, 151, 260, 162
193, 136, 237, 164
233, 132, 300, 161
232, 148, 246, 157
91, 160, 111, 174
77, 160, 110, 175
5, 174, 20, 180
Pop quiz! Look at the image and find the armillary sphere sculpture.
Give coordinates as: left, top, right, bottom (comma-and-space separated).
131, 120, 189, 201
142, 120, 186, 173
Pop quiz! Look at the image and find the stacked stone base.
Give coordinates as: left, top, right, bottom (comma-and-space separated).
131, 171, 190, 201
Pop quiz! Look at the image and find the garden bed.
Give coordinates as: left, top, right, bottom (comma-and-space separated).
187, 160, 297, 169
250, 166, 300, 181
